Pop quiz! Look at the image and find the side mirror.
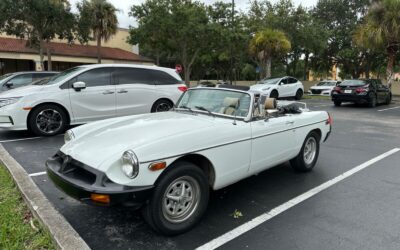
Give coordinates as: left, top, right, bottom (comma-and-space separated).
72, 81, 86, 91
4, 82, 13, 89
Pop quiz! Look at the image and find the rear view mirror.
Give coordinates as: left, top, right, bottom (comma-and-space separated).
72, 81, 86, 91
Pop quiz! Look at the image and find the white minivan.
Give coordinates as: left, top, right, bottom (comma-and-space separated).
0, 64, 187, 136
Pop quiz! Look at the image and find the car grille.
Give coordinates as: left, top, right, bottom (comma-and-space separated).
54, 153, 97, 185
311, 89, 322, 94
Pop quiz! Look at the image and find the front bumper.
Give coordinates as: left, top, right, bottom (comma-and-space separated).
46, 151, 153, 208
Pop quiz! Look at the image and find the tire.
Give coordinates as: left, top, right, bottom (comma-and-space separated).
385, 94, 392, 105
334, 101, 341, 107
295, 89, 303, 100
269, 90, 279, 99
28, 104, 68, 136
141, 161, 209, 235
290, 131, 320, 172
151, 99, 173, 113
368, 93, 377, 107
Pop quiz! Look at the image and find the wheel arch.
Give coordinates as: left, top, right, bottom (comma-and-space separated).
27, 102, 71, 130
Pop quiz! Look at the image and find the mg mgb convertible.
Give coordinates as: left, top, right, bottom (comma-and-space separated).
47, 86, 332, 235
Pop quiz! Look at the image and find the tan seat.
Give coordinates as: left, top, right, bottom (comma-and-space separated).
220, 97, 239, 115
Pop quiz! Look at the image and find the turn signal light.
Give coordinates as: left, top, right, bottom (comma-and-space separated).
355, 87, 367, 93
90, 194, 110, 204
149, 162, 167, 171
178, 86, 188, 92
326, 113, 333, 125
333, 87, 341, 93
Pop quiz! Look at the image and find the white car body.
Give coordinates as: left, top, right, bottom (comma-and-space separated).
250, 76, 304, 98
0, 64, 185, 132
308, 81, 340, 96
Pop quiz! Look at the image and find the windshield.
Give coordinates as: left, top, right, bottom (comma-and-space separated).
0, 73, 13, 82
258, 78, 280, 85
32, 77, 51, 85
34, 67, 84, 85
317, 81, 336, 86
177, 88, 251, 118
340, 80, 367, 87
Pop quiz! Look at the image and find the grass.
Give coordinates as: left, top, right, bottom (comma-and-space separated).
0, 165, 55, 250
303, 94, 331, 100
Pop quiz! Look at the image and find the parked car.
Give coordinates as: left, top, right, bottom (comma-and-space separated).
0, 64, 186, 136
250, 76, 304, 100
47, 86, 332, 235
309, 80, 341, 96
331, 79, 391, 107
0, 71, 59, 92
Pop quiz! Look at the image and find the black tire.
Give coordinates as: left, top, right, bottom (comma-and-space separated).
368, 93, 377, 107
385, 94, 392, 105
28, 104, 68, 136
290, 131, 320, 172
334, 101, 341, 107
141, 161, 209, 235
270, 90, 279, 99
295, 89, 303, 100
151, 99, 173, 113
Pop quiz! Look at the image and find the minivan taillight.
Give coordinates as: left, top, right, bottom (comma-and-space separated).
178, 86, 188, 92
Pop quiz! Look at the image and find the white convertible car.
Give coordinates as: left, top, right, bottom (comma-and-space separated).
47, 86, 332, 235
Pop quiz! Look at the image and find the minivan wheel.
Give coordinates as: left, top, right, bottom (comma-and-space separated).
141, 161, 209, 235
29, 104, 67, 136
151, 99, 173, 113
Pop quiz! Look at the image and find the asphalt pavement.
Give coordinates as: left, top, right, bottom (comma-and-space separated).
1, 98, 400, 250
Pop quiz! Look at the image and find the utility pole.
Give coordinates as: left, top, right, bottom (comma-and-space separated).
230, 0, 235, 84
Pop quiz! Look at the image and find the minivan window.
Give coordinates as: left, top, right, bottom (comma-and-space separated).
151, 70, 179, 85
114, 67, 154, 85
44, 67, 85, 85
76, 68, 113, 87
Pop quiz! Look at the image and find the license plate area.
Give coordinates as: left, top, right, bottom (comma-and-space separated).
344, 89, 352, 94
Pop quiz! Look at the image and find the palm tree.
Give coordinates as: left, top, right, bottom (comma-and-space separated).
354, 0, 400, 88
79, 0, 118, 63
249, 29, 291, 78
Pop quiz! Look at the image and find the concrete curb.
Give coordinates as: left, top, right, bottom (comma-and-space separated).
0, 144, 91, 250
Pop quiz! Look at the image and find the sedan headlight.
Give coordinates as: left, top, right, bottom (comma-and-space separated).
0, 97, 21, 108
262, 87, 271, 91
64, 130, 75, 143
121, 150, 139, 178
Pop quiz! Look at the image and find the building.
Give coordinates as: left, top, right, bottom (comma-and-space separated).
0, 28, 153, 74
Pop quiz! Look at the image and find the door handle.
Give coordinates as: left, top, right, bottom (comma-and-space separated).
102, 90, 115, 95
285, 121, 294, 125
117, 90, 128, 94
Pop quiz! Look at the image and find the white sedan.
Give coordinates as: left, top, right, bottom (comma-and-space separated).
0, 64, 186, 136
309, 80, 340, 96
250, 76, 304, 100
47, 86, 332, 235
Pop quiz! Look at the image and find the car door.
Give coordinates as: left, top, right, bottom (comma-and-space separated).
114, 67, 157, 116
68, 67, 116, 123
278, 77, 290, 97
375, 80, 388, 103
287, 77, 300, 96
249, 115, 296, 174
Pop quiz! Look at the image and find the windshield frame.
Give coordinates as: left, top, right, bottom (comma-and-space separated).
175, 87, 254, 122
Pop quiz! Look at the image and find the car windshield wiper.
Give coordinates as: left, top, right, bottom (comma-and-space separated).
176, 105, 194, 113
195, 106, 215, 117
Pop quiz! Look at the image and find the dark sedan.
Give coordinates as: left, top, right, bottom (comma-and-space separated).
331, 79, 392, 107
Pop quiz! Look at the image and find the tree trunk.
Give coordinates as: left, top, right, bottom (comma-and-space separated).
386, 48, 396, 89
266, 57, 272, 78
303, 53, 309, 81
184, 66, 191, 87
46, 45, 52, 71
97, 35, 102, 64
38, 40, 45, 71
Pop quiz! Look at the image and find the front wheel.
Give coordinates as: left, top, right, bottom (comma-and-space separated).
142, 161, 209, 235
28, 104, 67, 136
290, 131, 320, 172
269, 90, 279, 99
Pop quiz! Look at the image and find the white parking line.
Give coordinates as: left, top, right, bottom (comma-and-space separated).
377, 106, 400, 112
29, 171, 47, 177
0, 137, 42, 143
196, 148, 400, 250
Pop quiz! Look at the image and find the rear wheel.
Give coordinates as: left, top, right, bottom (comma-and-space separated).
290, 131, 320, 172
295, 89, 303, 100
141, 161, 209, 235
151, 99, 173, 113
334, 101, 341, 107
368, 93, 377, 107
28, 104, 67, 136
270, 90, 279, 99
385, 94, 392, 105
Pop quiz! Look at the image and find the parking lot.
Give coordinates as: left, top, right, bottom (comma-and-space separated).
2, 98, 400, 250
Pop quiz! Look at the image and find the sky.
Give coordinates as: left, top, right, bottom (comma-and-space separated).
69, 0, 318, 29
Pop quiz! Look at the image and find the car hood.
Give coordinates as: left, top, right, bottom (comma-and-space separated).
250, 84, 274, 91
60, 111, 224, 169
0, 84, 45, 97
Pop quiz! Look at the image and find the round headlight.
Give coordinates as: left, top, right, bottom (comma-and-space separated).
121, 150, 139, 179
64, 130, 75, 143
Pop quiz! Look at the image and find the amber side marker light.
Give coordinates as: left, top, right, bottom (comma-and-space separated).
23, 107, 32, 110
149, 162, 167, 171
90, 194, 110, 204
